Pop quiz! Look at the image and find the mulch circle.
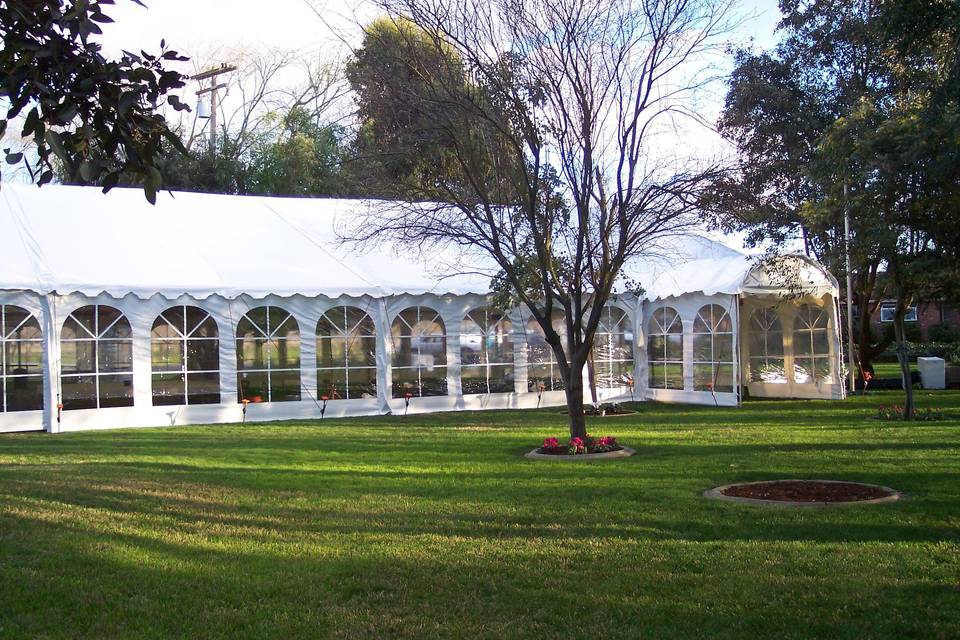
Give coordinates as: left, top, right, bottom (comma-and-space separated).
704, 479, 902, 507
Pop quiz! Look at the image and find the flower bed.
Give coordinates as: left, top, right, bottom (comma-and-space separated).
537, 435, 622, 455
876, 405, 945, 421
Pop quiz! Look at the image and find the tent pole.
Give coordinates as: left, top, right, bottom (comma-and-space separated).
843, 179, 856, 394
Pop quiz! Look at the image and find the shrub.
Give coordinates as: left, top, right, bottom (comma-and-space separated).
878, 341, 960, 363
928, 322, 960, 343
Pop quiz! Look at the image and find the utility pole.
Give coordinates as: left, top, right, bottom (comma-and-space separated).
844, 177, 857, 395
192, 63, 237, 154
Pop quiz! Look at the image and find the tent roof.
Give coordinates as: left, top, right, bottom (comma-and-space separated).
0, 184, 836, 301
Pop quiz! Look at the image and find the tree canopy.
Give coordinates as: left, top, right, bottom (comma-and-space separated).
710, 0, 960, 417
0, 0, 189, 202
346, 0, 732, 437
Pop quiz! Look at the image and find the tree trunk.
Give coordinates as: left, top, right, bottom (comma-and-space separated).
587, 355, 598, 406
893, 303, 915, 420
565, 365, 588, 439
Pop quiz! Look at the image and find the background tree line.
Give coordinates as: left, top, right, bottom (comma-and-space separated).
706, 0, 960, 416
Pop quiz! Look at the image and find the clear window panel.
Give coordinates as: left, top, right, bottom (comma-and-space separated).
4, 341, 42, 376
317, 337, 339, 369
647, 337, 664, 361
812, 329, 830, 356
665, 363, 684, 390
4, 306, 30, 335
98, 340, 132, 373
245, 307, 270, 333
237, 337, 268, 370
269, 338, 300, 370
527, 332, 552, 363
648, 363, 666, 389
693, 334, 712, 361
528, 364, 552, 392
419, 368, 448, 397
318, 368, 347, 400
665, 335, 683, 361
392, 336, 413, 368
693, 363, 714, 391
151, 320, 178, 339
238, 371, 269, 403
599, 361, 633, 389
461, 365, 488, 395
392, 367, 418, 398
187, 339, 219, 371
714, 335, 734, 363
460, 333, 484, 365
344, 307, 371, 333
794, 333, 813, 356
488, 328, 513, 364
62, 376, 97, 410
152, 373, 186, 406
416, 336, 446, 366
323, 336, 347, 368
99, 374, 134, 408
714, 364, 734, 392
750, 357, 787, 383
346, 335, 376, 367
346, 367, 377, 399
186, 372, 220, 404
269, 370, 301, 402
270, 309, 295, 335
488, 364, 515, 393
609, 334, 632, 361
161, 307, 186, 335
61, 340, 96, 375
100, 317, 131, 340
794, 359, 813, 384
10, 316, 41, 340
5, 375, 43, 411
192, 316, 218, 338
71, 307, 97, 337
747, 331, 766, 356
151, 340, 183, 372
813, 357, 832, 383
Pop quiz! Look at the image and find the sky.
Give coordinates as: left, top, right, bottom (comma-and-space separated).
98, 0, 783, 58
99, 0, 783, 71
96, 0, 785, 159
9, 0, 789, 250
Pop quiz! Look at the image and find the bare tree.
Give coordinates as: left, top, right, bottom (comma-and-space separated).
351, 0, 733, 438
174, 48, 351, 155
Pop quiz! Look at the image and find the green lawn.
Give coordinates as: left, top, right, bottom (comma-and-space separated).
1, 392, 959, 639
871, 361, 918, 379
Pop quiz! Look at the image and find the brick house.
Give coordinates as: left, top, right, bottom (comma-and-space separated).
867, 300, 960, 341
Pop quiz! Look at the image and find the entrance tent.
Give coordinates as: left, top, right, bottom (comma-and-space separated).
0, 184, 844, 433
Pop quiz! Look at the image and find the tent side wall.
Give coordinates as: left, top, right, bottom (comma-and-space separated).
739, 293, 844, 400
0, 290, 643, 433
640, 292, 740, 407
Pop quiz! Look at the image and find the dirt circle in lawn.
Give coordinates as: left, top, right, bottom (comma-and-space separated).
703, 479, 902, 507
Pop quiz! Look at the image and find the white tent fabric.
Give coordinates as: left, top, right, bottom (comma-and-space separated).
0, 184, 492, 299
0, 183, 837, 301
0, 184, 843, 433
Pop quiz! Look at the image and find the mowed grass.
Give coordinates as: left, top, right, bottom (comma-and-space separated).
872, 361, 919, 379
1, 392, 959, 640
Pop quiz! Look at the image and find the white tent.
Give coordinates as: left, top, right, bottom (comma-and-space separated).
0, 184, 843, 433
